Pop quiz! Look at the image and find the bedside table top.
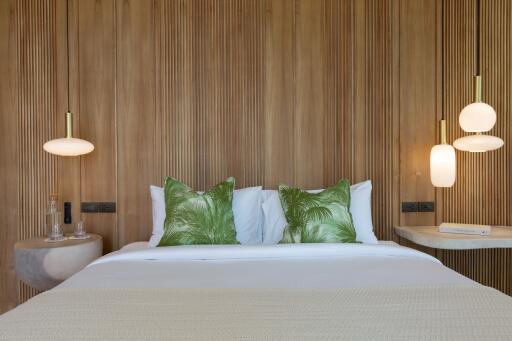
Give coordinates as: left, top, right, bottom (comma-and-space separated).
14, 233, 103, 291
395, 225, 512, 250
15, 233, 102, 250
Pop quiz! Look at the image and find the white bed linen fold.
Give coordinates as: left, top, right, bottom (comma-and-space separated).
57, 242, 472, 290
90, 243, 440, 266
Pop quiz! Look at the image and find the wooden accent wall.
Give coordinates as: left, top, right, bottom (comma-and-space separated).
0, 0, 510, 312
0, 0, 19, 314
438, 0, 512, 294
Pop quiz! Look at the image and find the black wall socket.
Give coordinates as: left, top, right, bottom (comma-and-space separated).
81, 202, 99, 213
401, 201, 435, 213
401, 202, 418, 212
100, 202, 116, 213
418, 201, 435, 212
81, 202, 116, 213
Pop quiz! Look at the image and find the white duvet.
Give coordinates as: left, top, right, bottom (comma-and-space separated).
59, 242, 472, 289
4, 242, 512, 340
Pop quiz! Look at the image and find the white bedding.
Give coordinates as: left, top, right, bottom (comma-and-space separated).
59, 242, 472, 290
3, 242, 512, 340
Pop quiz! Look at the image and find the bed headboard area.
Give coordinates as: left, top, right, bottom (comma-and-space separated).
1, 0, 511, 310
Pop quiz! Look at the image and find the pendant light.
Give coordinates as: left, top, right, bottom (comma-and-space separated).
431, 122, 456, 187
453, 0, 503, 152
43, 0, 94, 157
430, 0, 456, 188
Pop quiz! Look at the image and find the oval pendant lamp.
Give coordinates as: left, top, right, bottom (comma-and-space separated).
43, 0, 94, 157
430, 2, 456, 188
431, 121, 456, 187
453, 0, 503, 152
43, 112, 94, 156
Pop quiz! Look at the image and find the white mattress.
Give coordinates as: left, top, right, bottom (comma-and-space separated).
58, 241, 473, 290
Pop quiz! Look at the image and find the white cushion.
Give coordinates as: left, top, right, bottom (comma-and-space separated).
261, 191, 287, 244
149, 186, 165, 247
349, 180, 377, 244
232, 186, 263, 245
262, 189, 276, 202
261, 180, 377, 244
149, 185, 263, 247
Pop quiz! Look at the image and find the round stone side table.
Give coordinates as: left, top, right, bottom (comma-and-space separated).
15, 234, 103, 291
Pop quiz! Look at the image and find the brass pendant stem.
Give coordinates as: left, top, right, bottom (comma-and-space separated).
474, 75, 482, 102
440, 119, 447, 144
66, 112, 73, 138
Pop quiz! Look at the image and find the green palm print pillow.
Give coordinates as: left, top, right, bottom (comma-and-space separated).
158, 177, 238, 246
278, 179, 358, 243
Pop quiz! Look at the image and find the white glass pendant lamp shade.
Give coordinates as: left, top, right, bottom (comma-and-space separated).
454, 76, 504, 152
459, 102, 496, 132
43, 137, 94, 156
43, 112, 94, 156
430, 144, 456, 187
453, 134, 504, 152
430, 120, 456, 187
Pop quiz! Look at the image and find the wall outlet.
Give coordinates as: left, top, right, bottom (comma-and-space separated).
418, 201, 435, 212
81, 202, 100, 213
81, 202, 116, 213
401, 202, 418, 212
100, 202, 116, 213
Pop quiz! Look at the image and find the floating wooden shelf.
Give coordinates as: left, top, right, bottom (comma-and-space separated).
395, 226, 512, 250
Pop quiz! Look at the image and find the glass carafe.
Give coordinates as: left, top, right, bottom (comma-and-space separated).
46, 193, 64, 241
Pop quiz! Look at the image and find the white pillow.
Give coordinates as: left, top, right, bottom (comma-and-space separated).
149, 185, 263, 247
149, 186, 165, 247
232, 186, 263, 245
261, 191, 287, 244
262, 189, 275, 202
349, 180, 377, 244
261, 180, 377, 244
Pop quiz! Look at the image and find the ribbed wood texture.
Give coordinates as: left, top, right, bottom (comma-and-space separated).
361, 0, 400, 241
145, 0, 400, 245
0, 0, 511, 312
16, 0, 60, 305
0, 0, 20, 313
440, 0, 512, 295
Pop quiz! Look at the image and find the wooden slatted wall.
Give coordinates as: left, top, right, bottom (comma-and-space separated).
14, 0, 61, 307
440, 0, 512, 294
0, 0, 510, 312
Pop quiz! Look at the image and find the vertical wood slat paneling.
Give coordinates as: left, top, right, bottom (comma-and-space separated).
440, 0, 512, 295
157, 0, 357, 191
116, 0, 157, 246
323, 0, 353, 186
16, 0, 59, 304
294, 0, 324, 189
78, 0, 117, 253
399, 0, 437, 230
157, 0, 266, 191
154, 0, 397, 243
362, 0, 400, 241
2, 0, 512, 312
0, 0, 19, 313
263, 0, 295, 188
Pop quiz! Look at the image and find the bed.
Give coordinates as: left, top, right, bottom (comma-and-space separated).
1, 242, 512, 340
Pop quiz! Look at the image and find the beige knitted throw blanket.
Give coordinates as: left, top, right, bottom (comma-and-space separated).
1, 285, 511, 340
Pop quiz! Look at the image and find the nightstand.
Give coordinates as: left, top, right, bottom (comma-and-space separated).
394, 225, 512, 250
15, 234, 103, 291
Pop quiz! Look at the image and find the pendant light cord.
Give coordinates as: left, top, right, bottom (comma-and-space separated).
475, 0, 481, 75
66, 0, 70, 111
441, 0, 445, 121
